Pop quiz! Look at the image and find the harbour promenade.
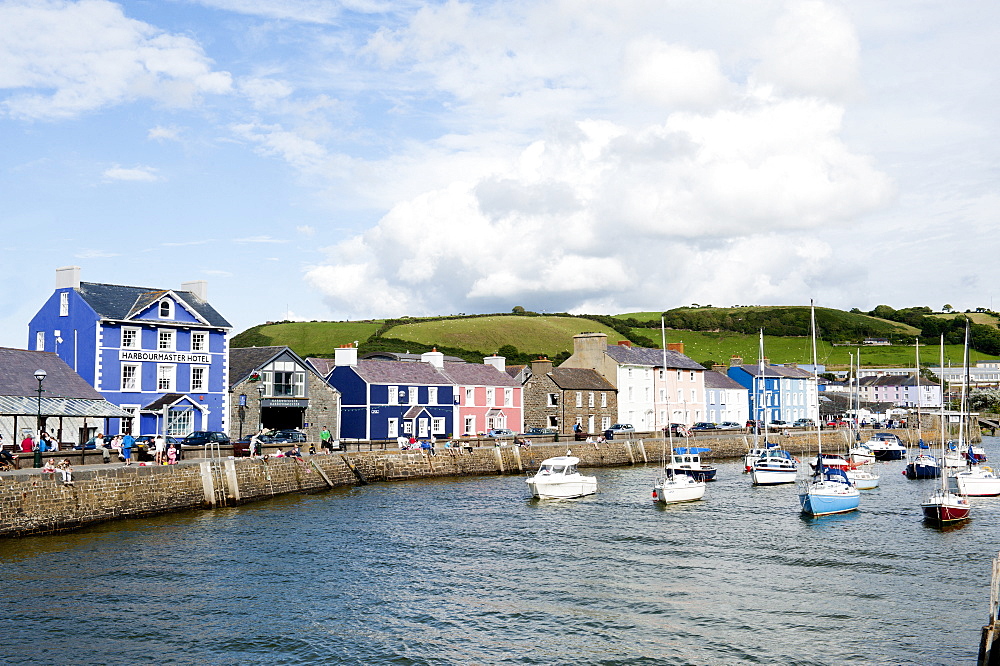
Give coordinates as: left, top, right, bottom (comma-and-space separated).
0, 427, 942, 538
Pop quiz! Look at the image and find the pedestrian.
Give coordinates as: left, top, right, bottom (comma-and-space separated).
153, 434, 166, 464
121, 432, 135, 466
21, 433, 33, 453
167, 443, 178, 465
320, 426, 332, 452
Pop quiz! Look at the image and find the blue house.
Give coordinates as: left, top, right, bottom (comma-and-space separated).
28, 266, 232, 437
727, 357, 817, 425
311, 346, 454, 441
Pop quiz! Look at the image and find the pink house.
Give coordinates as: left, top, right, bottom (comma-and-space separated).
441, 356, 523, 436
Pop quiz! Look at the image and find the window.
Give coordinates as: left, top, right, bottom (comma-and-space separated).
432, 418, 445, 434
119, 406, 138, 434
121, 327, 140, 350
159, 299, 173, 319
505, 388, 513, 407
602, 416, 611, 430
576, 391, 583, 407
59, 292, 69, 316
428, 387, 438, 405
601, 392, 607, 407
35, 331, 44, 351
408, 387, 418, 405
464, 415, 476, 435
158, 329, 175, 351
388, 386, 398, 405
167, 409, 192, 437
690, 372, 695, 381
658, 370, 664, 380
272, 371, 304, 397
465, 387, 475, 406
157, 364, 176, 392
547, 416, 559, 428
191, 331, 207, 352
588, 392, 595, 407
486, 388, 495, 406
121, 364, 140, 391
191, 366, 207, 392
676, 370, 681, 381
387, 418, 398, 438
547, 393, 559, 406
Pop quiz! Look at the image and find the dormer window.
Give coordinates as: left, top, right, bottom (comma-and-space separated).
159, 299, 173, 319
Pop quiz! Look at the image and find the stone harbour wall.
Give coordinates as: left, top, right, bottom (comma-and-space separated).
0, 428, 937, 538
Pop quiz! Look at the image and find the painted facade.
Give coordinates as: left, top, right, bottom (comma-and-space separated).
727, 359, 817, 424
440, 356, 523, 436
703, 370, 750, 424
28, 267, 231, 437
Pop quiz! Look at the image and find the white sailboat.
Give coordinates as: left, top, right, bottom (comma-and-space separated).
844, 350, 880, 489
652, 319, 705, 505
920, 331, 971, 523
799, 302, 860, 517
748, 331, 796, 484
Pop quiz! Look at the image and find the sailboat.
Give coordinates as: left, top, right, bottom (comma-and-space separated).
652, 319, 706, 505
920, 330, 971, 524
749, 330, 797, 485
799, 302, 861, 516
905, 338, 940, 480
953, 326, 1000, 497
844, 350, 881, 489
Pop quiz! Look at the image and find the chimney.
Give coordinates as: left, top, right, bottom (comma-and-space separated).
618, 340, 632, 348
421, 347, 444, 368
335, 344, 358, 367
56, 266, 81, 290
181, 280, 208, 301
712, 364, 726, 372
730, 355, 743, 367
531, 356, 553, 376
667, 342, 684, 355
484, 354, 506, 372
762, 357, 770, 366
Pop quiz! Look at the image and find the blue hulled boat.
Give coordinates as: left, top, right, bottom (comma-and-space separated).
799, 463, 861, 517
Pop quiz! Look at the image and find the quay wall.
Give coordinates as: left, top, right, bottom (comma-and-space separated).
0, 428, 941, 538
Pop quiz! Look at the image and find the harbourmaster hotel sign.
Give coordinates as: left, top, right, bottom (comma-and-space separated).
119, 350, 212, 364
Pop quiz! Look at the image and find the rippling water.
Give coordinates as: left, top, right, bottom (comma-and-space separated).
3, 438, 999, 664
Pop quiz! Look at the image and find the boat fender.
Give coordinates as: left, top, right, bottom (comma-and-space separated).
984, 466, 993, 473
793, 457, 800, 463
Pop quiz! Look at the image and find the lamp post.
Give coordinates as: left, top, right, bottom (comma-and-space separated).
257, 385, 266, 432
33, 368, 46, 468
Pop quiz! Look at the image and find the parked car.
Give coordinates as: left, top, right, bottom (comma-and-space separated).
608, 424, 635, 433
793, 418, 815, 427
691, 422, 719, 431
522, 427, 557, 436
770, 420, 788, 426
718, 422, 741, 430
486, 428, 516, 438
664, 423, 690, 437
180, 431, 231, 448
269, 429, 307, 443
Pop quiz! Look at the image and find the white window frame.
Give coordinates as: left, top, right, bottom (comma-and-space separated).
158, 329, 175, 351
601, 416, 611, 430
547, 393, 559, 406
408, 387, 418, 405
486, 387, 495, 406
588, 392, 595, 407
59, 292, 69, 316
119, 405, 139, 434
121, 327, 140, 350
159, 299, 174, 319
157, 364, 176, 392
121, 363, 141, 392
167, 409, 192, 437
387, 385, 398, 405
387, 418, 398, 438
576, 391, 583, 407
505, 388, 513, 407
190, 331, 207, 352
464, 415, 476, 435
191, 365, 208, 392
35, 331, 44, 351
432, 417, 445, 434
428, 387, 438, 405
465, 387, 475, 406
601, 392, 607, 408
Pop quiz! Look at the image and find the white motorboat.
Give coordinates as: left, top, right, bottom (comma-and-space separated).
845, 464, 880, 490
847, 443, 875, 465
750, 448, 798, 486
863, 432, 907, 461
652, 472, 705, 504
526, 456, 597, 499
954, 465, 1000, 497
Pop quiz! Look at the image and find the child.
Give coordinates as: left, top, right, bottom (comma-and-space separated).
167, 443, 178, 465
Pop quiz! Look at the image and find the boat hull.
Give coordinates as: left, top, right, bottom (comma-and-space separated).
526, 478, 597, 499
652, 477, 705, 504
799, 480, 860, 516
751, 467, 797, 486
871, 448, 906, 461
846, 470, 880, 490
920, 495, 970, 523
954, 469, 1000, 497
904, 462, 941, 480
666, 466, 717, 482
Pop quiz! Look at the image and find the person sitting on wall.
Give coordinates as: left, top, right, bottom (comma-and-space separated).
21, 434, 33, 453
286, 444, 303, 459
56, 458, 74, 485
166, 443, 178, 465
0, 446, 18, 470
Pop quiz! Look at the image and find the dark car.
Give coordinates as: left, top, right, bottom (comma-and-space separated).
691, 422, 719, 431
522, 427, 557, 436
269, 429, 307, 443
770, 420, 788, 426
181, 431, 231, 448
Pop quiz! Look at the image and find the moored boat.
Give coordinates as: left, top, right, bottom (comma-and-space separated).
864, 432, 907, 461
846, 463, 880, 490
664, 447, 717, 482
526, 456, 597, 499
954, 464, 1000, 497
904, 453, 941, 480
751, 448, 797, 486
652, 472, 706, 504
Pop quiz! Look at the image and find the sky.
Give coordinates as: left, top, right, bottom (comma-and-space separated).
1, 0, 997, 347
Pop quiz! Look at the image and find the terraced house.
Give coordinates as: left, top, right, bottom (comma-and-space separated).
28, 267, 231, 437
727, 357, 817, 424
522, 357, 617, 435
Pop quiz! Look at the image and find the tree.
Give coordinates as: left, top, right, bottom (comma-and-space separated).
511, 306, 525, 314
943, 304, 953, 313
497, 344, 519, 359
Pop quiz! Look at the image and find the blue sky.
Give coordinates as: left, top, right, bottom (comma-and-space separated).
1, 0, 998, 347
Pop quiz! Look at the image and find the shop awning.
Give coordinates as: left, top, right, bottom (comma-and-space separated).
0, 395, 132, 418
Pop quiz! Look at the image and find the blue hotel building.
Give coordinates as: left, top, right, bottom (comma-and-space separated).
28, 266, 232, 437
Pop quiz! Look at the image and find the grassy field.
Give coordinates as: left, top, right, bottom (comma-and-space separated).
388, 316, 627, 356
928, 312, 1000, 328
614, 307, 920, 336
247, 321, 384, 357
646, 329, 998, 369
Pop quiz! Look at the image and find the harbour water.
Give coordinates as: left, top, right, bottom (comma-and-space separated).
3, 438, 999, 665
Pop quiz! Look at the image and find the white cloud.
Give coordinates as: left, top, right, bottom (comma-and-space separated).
623, 41, 732, 110
188, 0, 403, 24
297, 225, 316, 236
0, 0, 232, 119
234, 235, 288, 244
102, 165, 160, 182
148, 125, 182, 142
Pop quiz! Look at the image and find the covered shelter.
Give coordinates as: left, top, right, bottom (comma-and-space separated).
0, 347, 132, 448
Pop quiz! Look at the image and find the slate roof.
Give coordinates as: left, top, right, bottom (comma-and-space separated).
704, 370, 746, 390
548, 368, 616, 391
439, 362, 521, 387
604, 345, 704, 371
860, 375, 938, 388
361, 351, 466, 363
0, 347, 130, 417
142, 393, 189, 411
229, 346, 324, 388
734, 364, 814, 380
351, 359, 449, 385
76, 281, 231, 328
305, 357, 336, 377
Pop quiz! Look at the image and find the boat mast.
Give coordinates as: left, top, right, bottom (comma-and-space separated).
661, 317, 673, 465
810, 301, 823, 458
759, 329, 768, 445
915, 337, 923, 445
939, 334, 947, 495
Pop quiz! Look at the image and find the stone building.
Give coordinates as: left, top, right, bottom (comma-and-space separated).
523, 357, 617, 435
229, 346, 340, 442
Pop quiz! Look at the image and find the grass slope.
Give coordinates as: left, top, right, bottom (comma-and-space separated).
233, 321, 384, 357
389, 316, 627, 356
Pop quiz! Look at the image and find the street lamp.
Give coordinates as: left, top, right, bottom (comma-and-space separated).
257, 384, 266, 432
34, 368, 46, 468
